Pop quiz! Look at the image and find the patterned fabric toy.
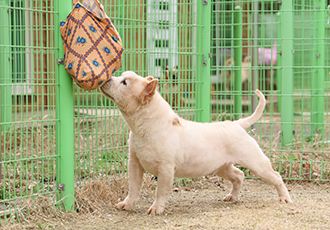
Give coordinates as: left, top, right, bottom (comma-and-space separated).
60, 0, 124, 90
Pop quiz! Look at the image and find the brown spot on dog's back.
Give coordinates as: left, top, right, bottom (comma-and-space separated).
172, 116, 181, 126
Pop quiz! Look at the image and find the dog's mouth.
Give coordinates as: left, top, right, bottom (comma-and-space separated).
100, 81, 114, 101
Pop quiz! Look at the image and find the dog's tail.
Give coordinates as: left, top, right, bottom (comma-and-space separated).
234, 89, 266, 129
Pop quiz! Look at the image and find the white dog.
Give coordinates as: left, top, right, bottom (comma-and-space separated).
100, 71, 292, 215
224, 55, 251, 91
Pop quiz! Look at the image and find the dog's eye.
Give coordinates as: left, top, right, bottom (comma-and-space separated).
121, 80, 127, 86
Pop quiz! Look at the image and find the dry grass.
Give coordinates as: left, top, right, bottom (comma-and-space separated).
0, 175, 152, 229
0, 126, 57, 162
248, 122, 330, 181
74, 115, 129, 180
2, 175, 330, 230
0, 114, 129, 200
74, 176, 129, 214
0, 126, 57, 201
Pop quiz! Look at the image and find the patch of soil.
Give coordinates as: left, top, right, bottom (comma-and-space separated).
5, 177, 330, 230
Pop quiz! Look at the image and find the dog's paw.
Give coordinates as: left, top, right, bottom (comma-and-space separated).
115, 201, 134, 211
147, 204, 164, 215
279, 197, 293, 204
223, 194, 238, 202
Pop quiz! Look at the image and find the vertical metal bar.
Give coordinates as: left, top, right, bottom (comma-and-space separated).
0, 0, 11, 183
234, 5, 242, 120
118, 0, 125, 73
0, 0, 12, 133
280, 1, 294, 146
311, 0, 325, 134
276, 11, 282, 113
55, 0, 74, 211
251, 0, 259, 124
196, 0, 211, 123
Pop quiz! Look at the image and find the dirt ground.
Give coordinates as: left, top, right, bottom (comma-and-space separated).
4, 176, 330, 230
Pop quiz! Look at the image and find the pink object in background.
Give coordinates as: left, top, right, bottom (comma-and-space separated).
258, 41, 277, 66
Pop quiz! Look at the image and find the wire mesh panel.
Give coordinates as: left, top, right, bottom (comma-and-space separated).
210, 1, 279, 118
287, 0, 328, 181
210, 0, 330, 181
72, 0, 127, 185
73, 0, 201, 186
0, 0, 57, 223
1, 0, 330, 225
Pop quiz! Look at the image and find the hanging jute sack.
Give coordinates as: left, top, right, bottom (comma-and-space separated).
60, 0, 124, 90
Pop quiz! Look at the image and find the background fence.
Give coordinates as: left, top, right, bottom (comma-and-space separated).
0, 0, 329, 224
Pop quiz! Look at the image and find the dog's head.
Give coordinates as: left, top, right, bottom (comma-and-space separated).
100, 71, 159, 112
225, 55, 233, 67
165, 66, 178, 82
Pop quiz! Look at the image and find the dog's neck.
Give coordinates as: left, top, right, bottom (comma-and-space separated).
120, 91, 178, 137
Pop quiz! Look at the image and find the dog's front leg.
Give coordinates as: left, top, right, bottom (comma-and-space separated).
147, 166, 174, 215
115, 152, 144, 211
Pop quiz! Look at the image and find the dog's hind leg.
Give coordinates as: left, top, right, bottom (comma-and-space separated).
147, 165, 175, 215
115, 151, 144, 211
215, 164, 244, 201
236, 142, 292, 203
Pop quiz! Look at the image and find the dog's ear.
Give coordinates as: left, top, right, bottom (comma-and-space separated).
140, 79, 159, 105
145, 76, 154, 81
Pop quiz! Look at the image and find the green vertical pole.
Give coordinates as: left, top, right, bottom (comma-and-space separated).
0, 0, 11, 182
117, 0, 125, 74
196, 0, 211, 123
0, 1, 12, 132
276, 12, 282, 113
234, 5, 242, 120
311, 0, 325, 134
55, 0, 74, 211
280, 1, 294, 146
251, 0, 259, 130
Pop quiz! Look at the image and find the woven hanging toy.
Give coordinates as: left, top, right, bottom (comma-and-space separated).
60, 0, 124, 90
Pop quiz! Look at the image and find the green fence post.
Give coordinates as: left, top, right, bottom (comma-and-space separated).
276, 12, 282, 113
118, 1, 125, 73
234, 5, 242, 120
251, 0, 259, 128
55, 0, 74, 211
0, 1, 12, 133
196, 0, 211, 123
311, 0, 325, 134
280, 1, 294, 146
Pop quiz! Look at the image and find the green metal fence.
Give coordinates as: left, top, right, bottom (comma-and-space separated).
0, 0, 330, 224
210, 0, 330, 182
0, 0, 58, 223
